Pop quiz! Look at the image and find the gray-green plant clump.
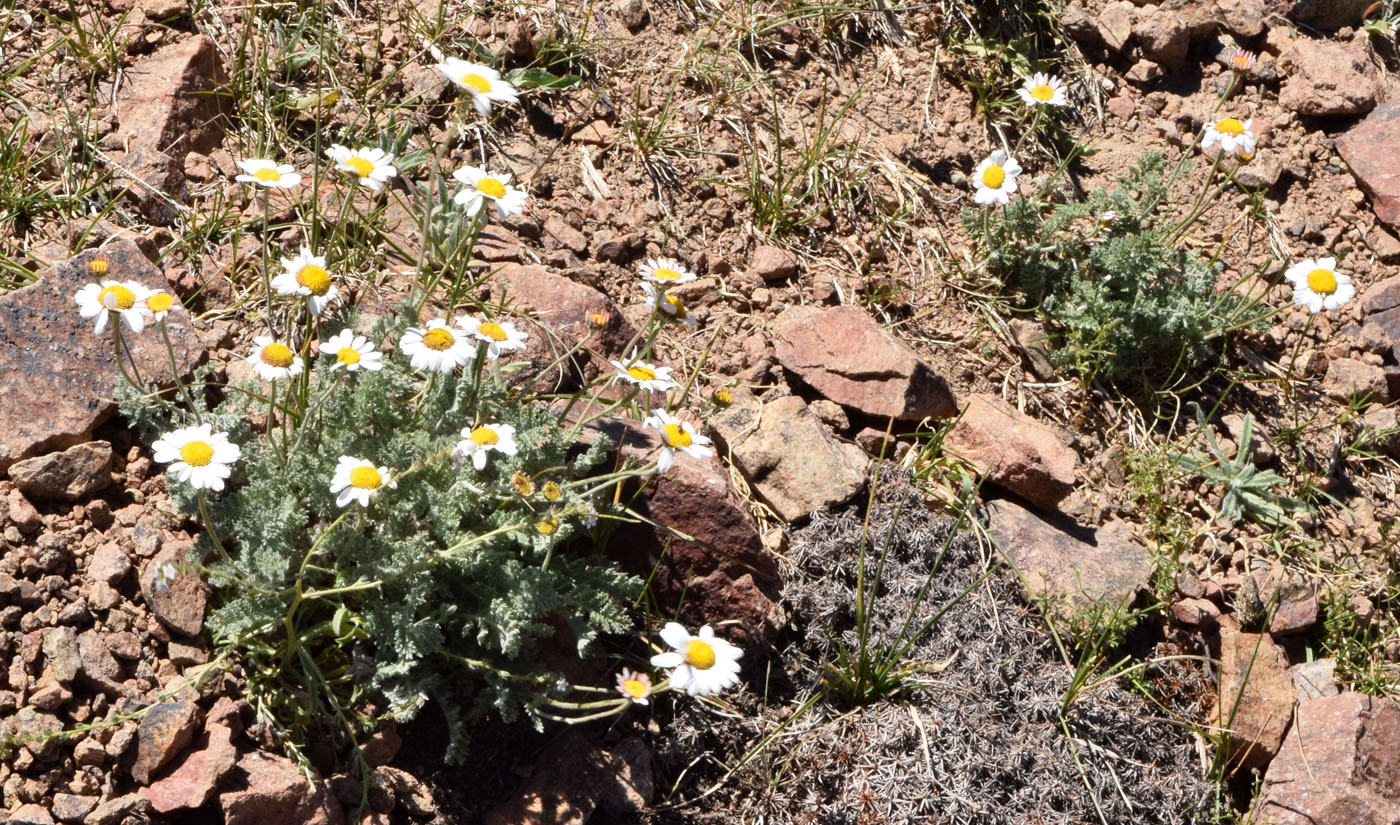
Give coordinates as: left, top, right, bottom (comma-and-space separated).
966, 154, 1265, 384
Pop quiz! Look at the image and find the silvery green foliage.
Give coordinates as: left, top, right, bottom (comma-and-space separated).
121, 312, 637, 762
965, 154, 1261, 383
1175, 409, 1304, 527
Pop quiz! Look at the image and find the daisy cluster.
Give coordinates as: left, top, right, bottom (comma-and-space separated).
973, 72, 1353, 317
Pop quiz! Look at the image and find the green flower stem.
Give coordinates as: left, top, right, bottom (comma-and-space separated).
157, 318, 201, 422
260, 189, 277, 336
196, 489, 228, 562
109, 320, 142, 391
1284, 312, 1317, 403
435, 521, 530, 560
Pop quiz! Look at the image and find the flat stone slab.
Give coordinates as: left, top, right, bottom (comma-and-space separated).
1340, 103, 1400, 230
984, 498, 1154, 619
0, 240, 205, 470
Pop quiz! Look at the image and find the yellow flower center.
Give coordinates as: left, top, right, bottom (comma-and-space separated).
981, 164, 1006, 189
535, 517, 559, 536
179, 441, 214, 467
714, 390, 733, 405
1216, 118, 1245, 136
260, 343, 295, 368
463, 73, 492, 94
349, 465, 382, 490
1030, 83, 1054, 101
254, 168, 282, 182
662, 423, 692, 449
665, 295, 688, 317
542, 481, 561, 501
652, 267, 682, 281
336, 347, 361, 366
475, 177, 507, 198
1307, 268, 1338, 296
627, 365, 657, 382
684, 639, 716, 669
477, 321, 508, 341
469, 426, 500, 446
621, 679, 647, 699
89, 258, 109, 276
345, 157, 374, 178
422, 328, 455, 351
146, 292, 174, 314
296, 264, 331, 296
99, 284, 136, 311
511, 471, 536, 497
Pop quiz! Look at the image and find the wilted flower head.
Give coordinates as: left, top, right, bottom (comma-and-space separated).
615, 668, 653, 704
1225, 47, 1257, 74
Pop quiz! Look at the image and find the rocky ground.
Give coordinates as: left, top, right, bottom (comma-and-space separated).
5, 0, 1400, 822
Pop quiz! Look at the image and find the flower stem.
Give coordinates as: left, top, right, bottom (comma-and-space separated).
158, 318, 200, 422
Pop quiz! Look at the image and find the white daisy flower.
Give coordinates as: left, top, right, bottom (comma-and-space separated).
1202, 117, 1256, 159
458, 314, 529, 359
144, 290, 176, 322
326, 144, 398, 191
399, 319, 475, 374
234, 159, 302, 189
648, 622, 742, 697
153, 561, 178, 595
151, 424, 241, 492
322, 329, 383, 372
610, 354, 678, 392
615, 668, 653, 705
643, 408, 713, 473
639, 257, 696, 286
1017, 73, 1067, 107
329, 456, 396, 508
642, 281, 698, 327
1284, 257, 1354, 314
247, 335, 305, 382
271, 247, 339, 316
435, 58, 519, 116
453, 422, 519, 471
972, 150, 1022, 207
75, 280, 151, 335
451, 165, 528, 219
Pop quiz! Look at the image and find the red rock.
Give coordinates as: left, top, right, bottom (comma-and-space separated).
139, 540, 208, 636
77, 630, 126, 697
88, 542, 132, 586
1096, 1, 1134, 51
985, 499, 1155, 620
709, 391, 868, 523
1340, 103, 1400, 230
943, 394, 1077, 509
1253, 692, 1400, 824
487, 263, 636, 387
7, 441, 113, 501
114, 34, 226, 158
220, 751, 345, 825
1266, 0, 1372, 30
131, 700, 201, 784
7, 488, 43, 533
1215, 626, 1294, 769
1133, 7, 1189, 68
1322, 356, 1388, 403
483, 731, 650, 825
4, 804, 54, 825
0, 240, 206, 471
586, 417, 782, 642
144, 723, 238, 812
1279, 38, 1378, 116
750, 244, 799, 282
772, 305, 956, 421
1170, 597, 1221, 626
